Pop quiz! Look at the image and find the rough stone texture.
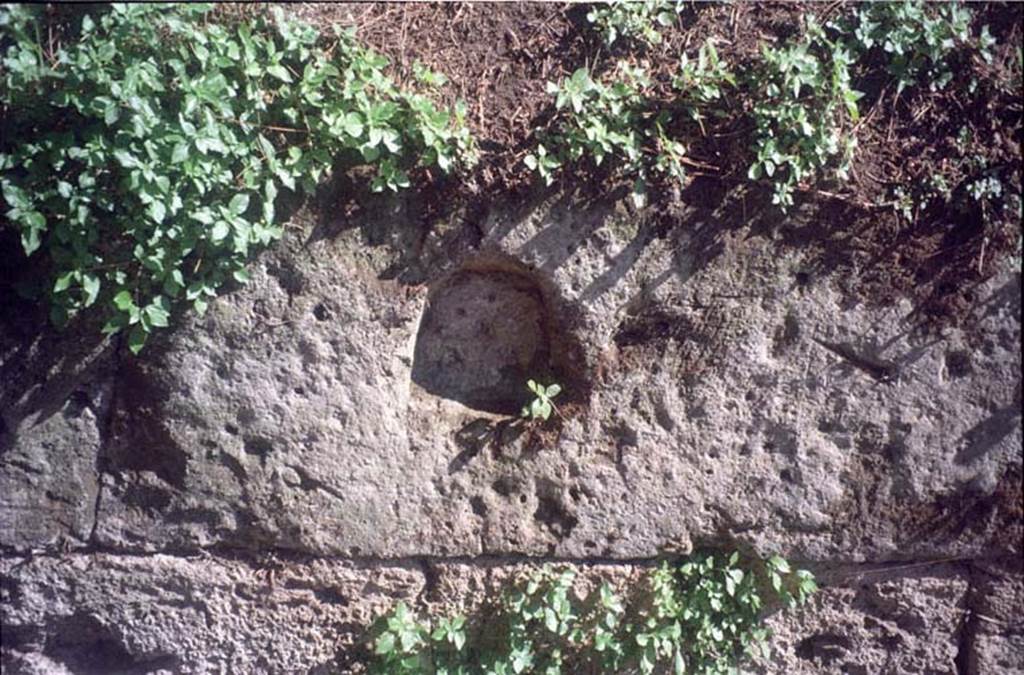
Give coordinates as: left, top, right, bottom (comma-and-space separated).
964, 560, 1024, 674
1, 555, 994, 674
412, 263, 559, 414
0, 386, 105, 551
2, 188, 1021, 672
0, 304, 112, 551
69, 193, 1022, 562
760, 563, 970, 674
1, 553, 423, 674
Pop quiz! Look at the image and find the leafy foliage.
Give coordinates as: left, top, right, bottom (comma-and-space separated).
585, 0, 681, 48
888, 141, 1018, 233
845, 1, 984, 94
525, 41, 733, 205
747, 19, 862, 211
0, 4, 473, 352
673, 40, 736, 127
525, 65, 652, 191
371, 602, 469, 675
550, 2, 999, 216
747, 3, 1002, 212
368, 551, 817, 674
521, 379, 562, 422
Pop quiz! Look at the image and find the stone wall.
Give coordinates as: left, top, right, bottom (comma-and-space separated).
2, 190, 1021, 673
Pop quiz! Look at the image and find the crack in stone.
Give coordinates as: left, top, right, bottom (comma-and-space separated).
88, 335, 123, 546
288, 464, 347, 501
0, 546, 1007, 572
953, 563, 978, 675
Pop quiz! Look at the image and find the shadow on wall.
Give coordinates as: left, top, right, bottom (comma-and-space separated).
0, 228, 115, 451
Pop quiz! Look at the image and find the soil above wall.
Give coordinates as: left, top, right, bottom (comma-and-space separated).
289, 1, 1022, 330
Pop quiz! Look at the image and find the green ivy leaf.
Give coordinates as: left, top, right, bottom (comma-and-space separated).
171, 142, 190, 163
149, 201, 167, 224
53, 271, 75, 293
20, 211, 46, 254
82, 273, 101, 306
267, 64, 293, 83
145, 299, 170, 327
211, 221, 230, 241
229, 193, 250, 215
127, 324, 148, 354
113, 290, 134, 311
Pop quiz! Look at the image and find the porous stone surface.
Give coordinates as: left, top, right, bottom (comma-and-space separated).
760, 563, 970, 674
2, 188, 1021, 672
964, 560, 1024, 674
59, 192, 1022, 563
0, 311, 112, 551
0, 555, 997, 674
412, 263, 559, 415
0, 553, 424, 674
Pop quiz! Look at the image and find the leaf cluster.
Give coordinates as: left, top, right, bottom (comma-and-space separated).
521, 379, 562, 422
525, 41, 733, 206
371, 601, 469, 675
846, 1, 987, 94
539, 2, 996, 216
0, 3, 474, 352
585, 0, 681, 49
747, 18, 862, 211
368, 551, 817, 675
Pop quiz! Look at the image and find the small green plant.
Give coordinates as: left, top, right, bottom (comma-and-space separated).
521, 380, 562, 422
0, 4, 473, 353
747, 19, 862, 210
959, 166, 1015, 232
525, 65, 650, 191
368, 551, 817, 674
487, 566, 579, 674
622, 553, 817, 675
526, 40, 733, 205
965, 175, 1003, 203
585, 0, 681, 48
890, 172, 953, 222
370, 601, 469, 675
673, 40, 736, 129
846, 1, 984, 94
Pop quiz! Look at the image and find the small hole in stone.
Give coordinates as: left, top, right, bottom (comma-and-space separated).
492, 478, 513, 497
313, 303, 330, 321
945, 349, 972, 378
795, 271, 811, 286
294, 387, 305, 396
470, 496, 487, 516
780, 468, 796, 483
410, 258, 587, 416
244, 437, 273, 457
519, 494, 527, 504
224, 424, 239, 436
